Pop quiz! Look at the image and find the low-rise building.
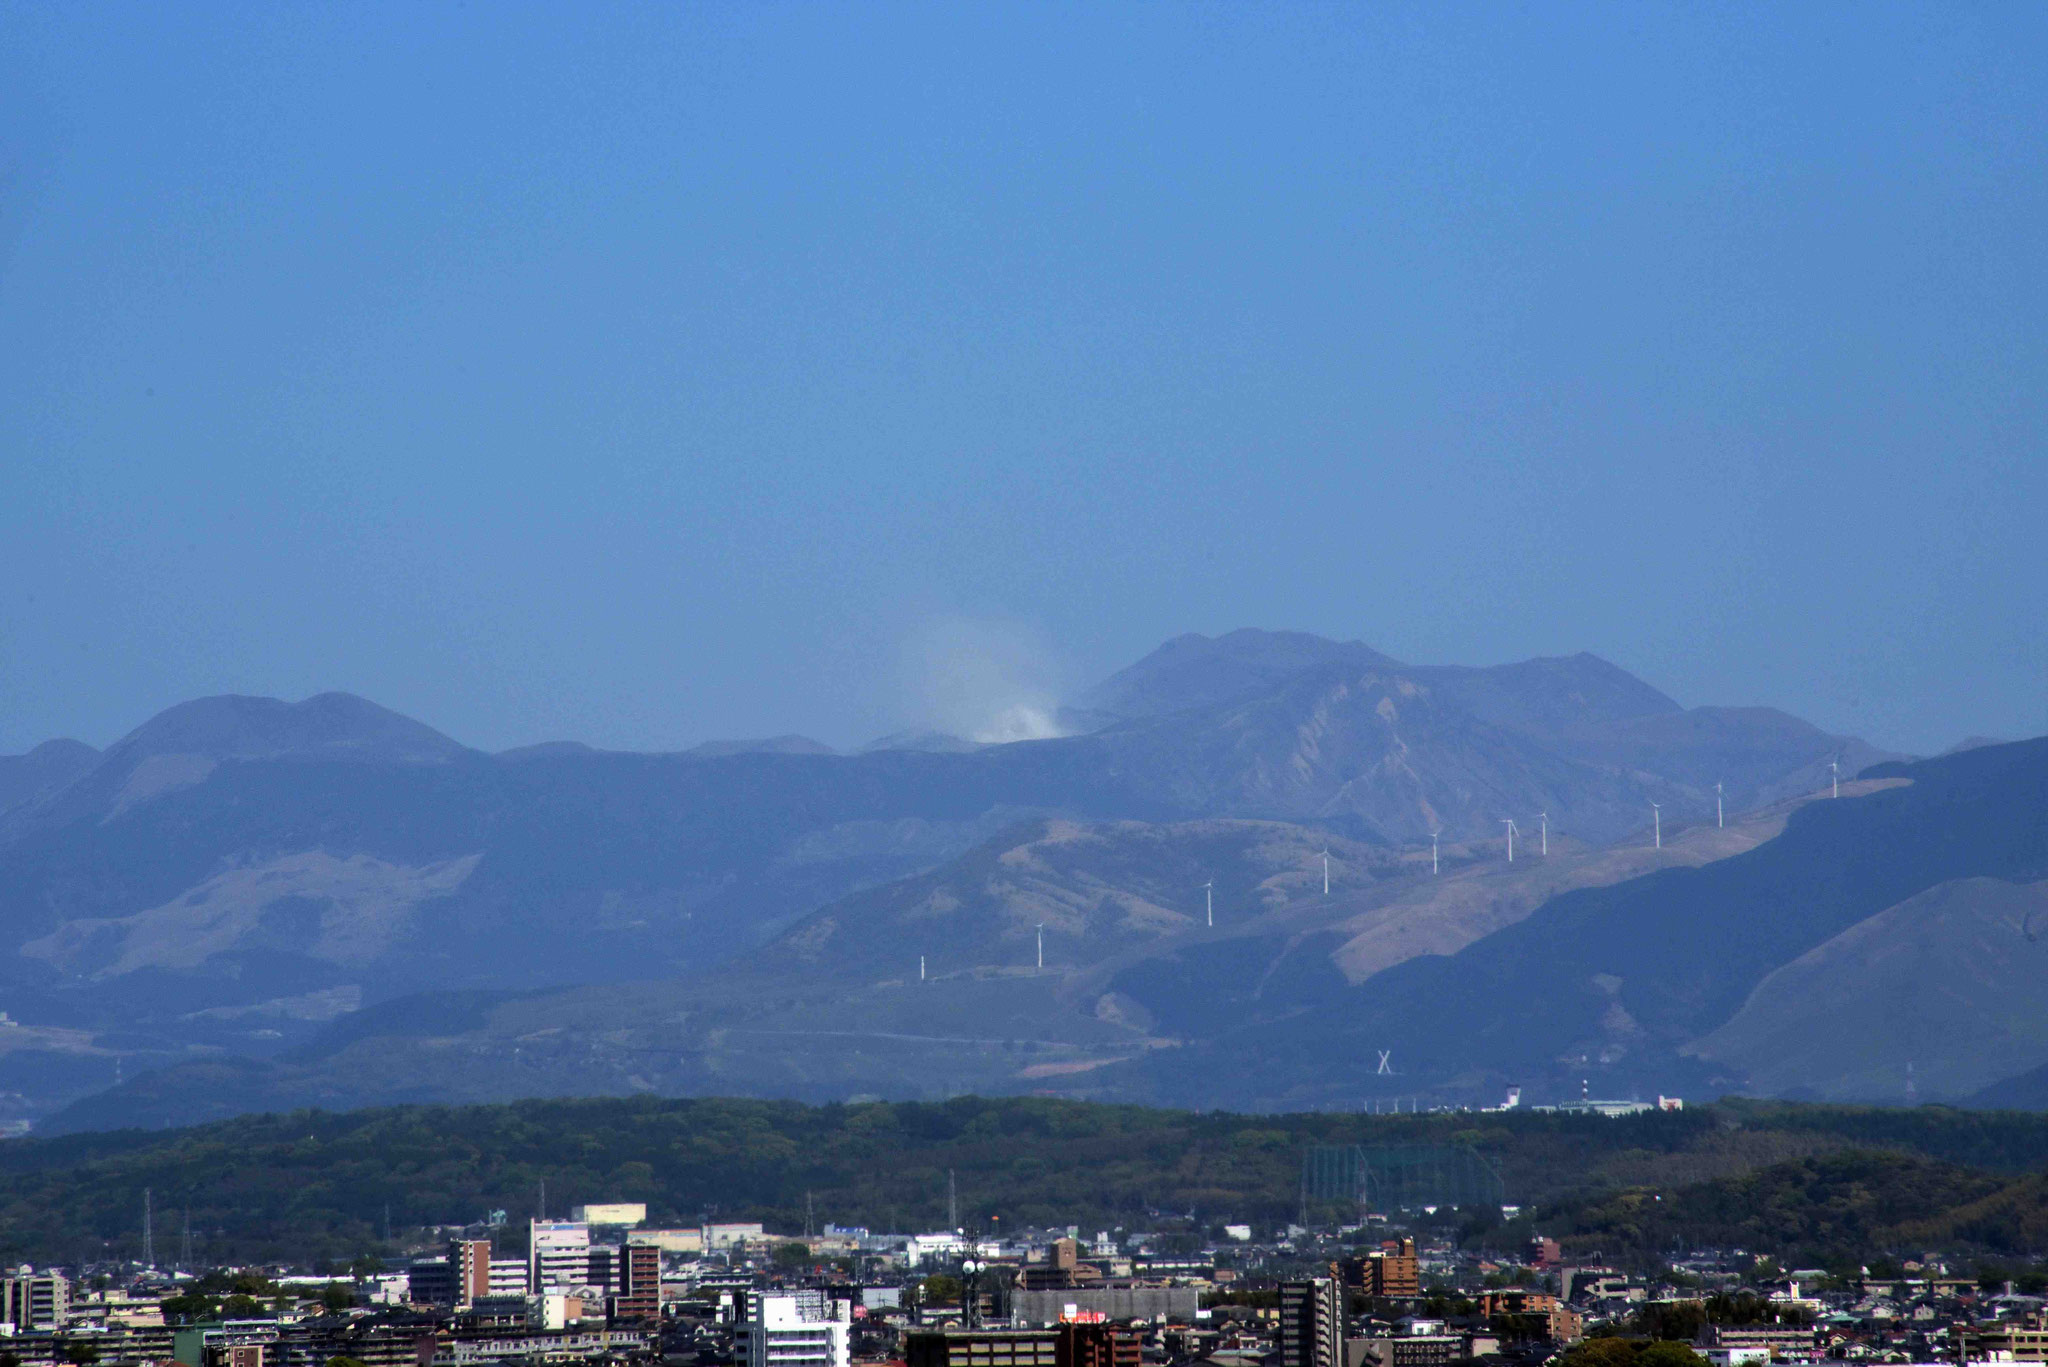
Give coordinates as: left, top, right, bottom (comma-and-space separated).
905, 1329, 1057, 1367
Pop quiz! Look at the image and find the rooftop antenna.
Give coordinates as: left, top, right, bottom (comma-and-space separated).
1715, 782, 1724, 829
1321, 848, 1330, 897
1830, 758, 1840, 799
143, 1188, 154, 1269
1035, 923, 1044, 971
1376, 1050, 1393, 1076
1203, 880, 1214, 928
1651, 802, 1662, 849
1501, 819, 1516, 863
1538, 812, 1548, 857
1431, 832, 1439, 875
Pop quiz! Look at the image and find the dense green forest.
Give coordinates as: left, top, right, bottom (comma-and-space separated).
7, 1095, 2048, 1267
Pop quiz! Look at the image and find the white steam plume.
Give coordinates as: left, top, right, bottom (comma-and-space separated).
901, 617, 1071, 745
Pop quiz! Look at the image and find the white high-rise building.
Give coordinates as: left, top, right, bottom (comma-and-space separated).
736, 1292, 851, 1367
528, 1220, 592, 1293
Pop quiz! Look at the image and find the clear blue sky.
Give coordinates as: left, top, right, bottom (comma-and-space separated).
2, 2, 2043, 756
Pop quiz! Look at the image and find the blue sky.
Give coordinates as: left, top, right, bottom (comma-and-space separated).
2, 2, 2043, 755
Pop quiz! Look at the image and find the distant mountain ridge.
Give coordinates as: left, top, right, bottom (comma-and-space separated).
0, 739, 99, 818
0, 628, 1918, 1129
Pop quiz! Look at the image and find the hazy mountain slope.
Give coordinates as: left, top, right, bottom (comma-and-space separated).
0, 633, 1910, 1126
1072, 643, 1893, 843
50, 796, 1804, 1131
1554, 704, 1900, 810
756, 817, 1402, 982
0, 740, 98, 817
1148, 738, 2048, 1109
1074, 629, 1395, 719
1970, 1060, 2048, 1111
6, 693, 470, 835
1076, 657, 1698, 843
1406, 652, 1681, 742
684, 734, 837, 758
1689, 877, 2048, 1102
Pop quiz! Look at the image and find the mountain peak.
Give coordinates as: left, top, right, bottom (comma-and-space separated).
104, 692, 469, 767
1077, 629, 1400, 720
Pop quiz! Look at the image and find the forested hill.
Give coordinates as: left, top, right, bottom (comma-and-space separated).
9, 1095, 2048, 1267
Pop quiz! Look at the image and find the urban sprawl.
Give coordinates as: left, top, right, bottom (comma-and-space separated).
6, 1184, 2044, 1367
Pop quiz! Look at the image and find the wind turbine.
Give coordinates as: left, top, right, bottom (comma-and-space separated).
1651, 802, 1662, 849
1035, 923, 1044, 971
1203, 880, 1214, 928
1830, 758, 1840, 799
1715, 781, 1724, 829
1431, 832, 1439, 875
1376, 1050, 1393, 1076
1501, 819, 1517, 862
1538, 811, 1548, 857
1320, 847, 1330, 896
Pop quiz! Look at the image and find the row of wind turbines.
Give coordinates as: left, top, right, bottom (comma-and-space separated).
1015, 759, 1852, 969
1496, 759, 1844, 863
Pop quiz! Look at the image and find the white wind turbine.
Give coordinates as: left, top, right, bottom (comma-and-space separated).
1035, 923, 1044, 971
1538, 811, 1548, 856
1830, 758, 1840, 798
1203, 880, 1214, 928
1715, 781, 1724, 829
1501, 818, 1517, 862
1320, 847, 1330, 897
1431, 831, 1440, 875
1651, 801, 1662, 849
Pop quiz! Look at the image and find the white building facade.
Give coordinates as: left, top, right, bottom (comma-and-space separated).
736, 1292, 851, 1367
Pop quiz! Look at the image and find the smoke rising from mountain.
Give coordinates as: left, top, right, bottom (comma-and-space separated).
901, 617, 1071, 745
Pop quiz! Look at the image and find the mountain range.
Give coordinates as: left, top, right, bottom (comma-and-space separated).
7, 627, 2041, 1132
